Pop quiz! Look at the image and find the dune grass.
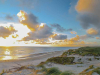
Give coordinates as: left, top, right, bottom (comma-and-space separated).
46, 57, 75, 65
0, 70, 5, 75
61, 47, 100, 57
41, 67, 74, 75
79, 65, 100, 75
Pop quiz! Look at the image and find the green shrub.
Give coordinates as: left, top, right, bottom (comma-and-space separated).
75, 62, 83, 64
78, 58, 81, 62
46, 57, 75, 65
60, 71, 73, 75
93, 67, 100, 74
41, 67, 47, 72
88, 58, 92, 61
37, 62, 46, 68
61, 47, 100, 56
94, 57, 99, 60
46, 67, 61, 75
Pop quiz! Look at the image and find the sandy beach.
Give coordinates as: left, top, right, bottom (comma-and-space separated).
0, 50, 64, 73
45, 54, 100, 75
1, 47, 100, 75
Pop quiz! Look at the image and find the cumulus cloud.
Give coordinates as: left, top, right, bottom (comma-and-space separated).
79, 35, 87, 40
87, 28, 98, 35
50, 33, 67, 40
52, 35, 87, 47
70, 35, 79, 42
69, 0, 78, 13
54, 34, 67, 40
17, 11, 68, 42
96, 37, 100, 39
51, 24, 67, 32
22, 25, 53, 41
67, 28, 73, 31
76, 0, 100, 30
51, 24, 72, 32
12, 34, 19, 38
70, 31, 77, 34
17, 10, 39, 31
0, 26, 17, 38
22, 24, 67, 41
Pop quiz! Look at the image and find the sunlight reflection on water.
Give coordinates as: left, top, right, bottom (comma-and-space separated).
0, 47, 78, 60
0, 49, 18, 60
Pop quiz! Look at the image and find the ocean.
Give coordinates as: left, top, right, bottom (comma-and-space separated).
0, 46, 78, 60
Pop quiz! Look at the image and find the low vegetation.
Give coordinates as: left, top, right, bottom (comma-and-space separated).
41, 67, 74, 75
88, 58, 92, 61
46, 57, 75, 65
79, 65, 100, 75
37, 62, 46, 68
0, 70, 5, 75
94, 57, 100, 60
61, 47, 100, 56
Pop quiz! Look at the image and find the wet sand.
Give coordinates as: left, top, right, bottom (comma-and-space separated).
0, 51, 64, 72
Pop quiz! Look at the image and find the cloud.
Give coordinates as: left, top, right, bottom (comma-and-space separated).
17, 10, 39, 31
5, 14, 14, 20
79, 35, 87, 40
12, 34, 19, 38
0, 25, 17, 38
76, 0, 100, 13
17, 11, 68, 42
22, 24, 67, 41
54, 34, 67, 40
87, 28, 98, 35
69, 0, 78, 13
51, 24, 67, 32
50, 34, 67, 40
22, 25, 53, 41
67, 28, 73, 31
70, 35, 79, 42
70, 31, 77, 34
76, 0, 100, 30
52, 35, 87, 47
96, 37, 100, 39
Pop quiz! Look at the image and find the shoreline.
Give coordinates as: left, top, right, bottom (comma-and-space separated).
0, 50, 65, 72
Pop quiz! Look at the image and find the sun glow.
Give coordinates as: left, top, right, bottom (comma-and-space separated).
5, 49, 10, 55
0, 23, 31, 46
40, 23, 45, 28
17, 10, 26, 21
0, 49, 17, 60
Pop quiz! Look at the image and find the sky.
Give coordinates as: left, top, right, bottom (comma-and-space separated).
0, 0, 100, 47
